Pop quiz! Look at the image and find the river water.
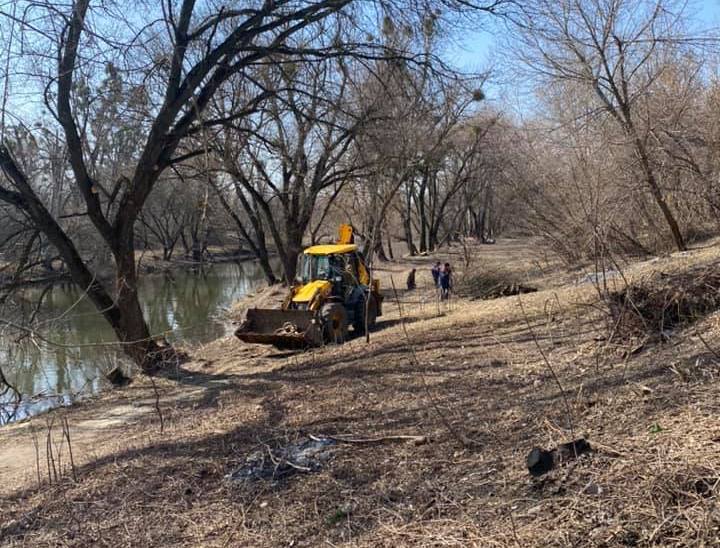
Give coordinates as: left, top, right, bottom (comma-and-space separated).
0, 261, 270, 423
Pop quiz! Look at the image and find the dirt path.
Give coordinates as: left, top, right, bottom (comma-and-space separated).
0, 378, 212, 494
0, 400, 149, 492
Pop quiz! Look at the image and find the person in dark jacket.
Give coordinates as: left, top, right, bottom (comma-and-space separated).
439, 263, 452, 300
406, 268, 417, 290
431, 262, 441, 288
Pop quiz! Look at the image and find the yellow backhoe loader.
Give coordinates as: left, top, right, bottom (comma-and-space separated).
235, 225, 383, 349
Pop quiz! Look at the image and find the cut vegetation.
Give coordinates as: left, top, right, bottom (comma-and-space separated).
2, 0, 720, 546
456, 268, 538, 300
609, 263, 720, 341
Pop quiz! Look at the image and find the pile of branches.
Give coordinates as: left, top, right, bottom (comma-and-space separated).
456, 269, 537, 301
609, 264, 720, 339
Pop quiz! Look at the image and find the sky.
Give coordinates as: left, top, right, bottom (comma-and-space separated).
448, 0, 720, 105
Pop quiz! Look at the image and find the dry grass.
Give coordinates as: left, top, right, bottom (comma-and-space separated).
2, 238, 720, 546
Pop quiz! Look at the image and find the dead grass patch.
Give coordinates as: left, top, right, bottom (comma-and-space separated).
5, 239, 720, 546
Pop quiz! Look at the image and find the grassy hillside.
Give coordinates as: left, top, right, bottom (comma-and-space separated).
2, 238, 720, 547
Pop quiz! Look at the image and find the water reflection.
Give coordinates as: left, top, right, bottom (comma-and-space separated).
1, 260, 271, 422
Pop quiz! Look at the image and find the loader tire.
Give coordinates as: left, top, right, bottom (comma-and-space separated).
353, 293, 378, 334
321, 303, 348, 344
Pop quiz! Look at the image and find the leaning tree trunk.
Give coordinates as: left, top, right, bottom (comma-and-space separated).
110, 236, 173, 372
634, 137, 686, 252
619, 113, 686, 252
0, 145, 168, 373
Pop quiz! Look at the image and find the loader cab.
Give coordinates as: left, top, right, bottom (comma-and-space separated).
297, 244, 363, 284
292, 243, 379, 318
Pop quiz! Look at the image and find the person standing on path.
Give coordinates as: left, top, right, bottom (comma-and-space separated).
439, 262, 452, 300
431, 262, 441, 288
406, 268, 417, 290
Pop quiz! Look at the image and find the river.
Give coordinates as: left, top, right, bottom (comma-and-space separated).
0, 260, 271, 423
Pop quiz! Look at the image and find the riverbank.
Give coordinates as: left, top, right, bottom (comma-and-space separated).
0, 258, 274, 424
3, 237, 720, 546
0, 246, 262, 291
136, 246, 262, 274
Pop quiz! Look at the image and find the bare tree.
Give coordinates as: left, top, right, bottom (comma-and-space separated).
510, 0, 690, 251
0, 1, 389, 370
413, 109, 497, 251
213, 55, 371, 283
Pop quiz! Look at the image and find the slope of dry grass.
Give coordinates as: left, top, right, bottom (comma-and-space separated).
2, 238, 720, 547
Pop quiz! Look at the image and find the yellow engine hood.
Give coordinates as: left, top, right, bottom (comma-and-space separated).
291, 280, 331, 304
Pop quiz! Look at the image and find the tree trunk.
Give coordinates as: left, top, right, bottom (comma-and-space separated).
255, 254, 275, 285
428, 221, 440, 251
419, 212, 428, 253
111, 238, 171, 372
479, 208, 487, 243
633, 135, 686, 251
280, 228, 304, 284
402, 209, 417, 255
0, 145, 168, 372
417, 171, 429, 253
374, 235, 389, 262
179, 230, 190, 256
192, 241, 203, 262
614, 96, 685, 252
387, 231, 394, 260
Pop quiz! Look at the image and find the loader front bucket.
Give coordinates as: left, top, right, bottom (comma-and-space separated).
235, 308, 323, 350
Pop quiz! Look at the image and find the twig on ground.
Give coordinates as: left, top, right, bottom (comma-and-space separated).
696, 331, 720, 362
508, 505, 521, 547
148, 375, 165, 433
264, 444, 311, 472
308, 433, 427, 444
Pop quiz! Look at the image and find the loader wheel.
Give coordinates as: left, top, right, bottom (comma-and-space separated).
321, 303, 348, 344
353, 294, 378, 334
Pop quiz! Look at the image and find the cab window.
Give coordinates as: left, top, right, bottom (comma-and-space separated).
296, 254, 330, 284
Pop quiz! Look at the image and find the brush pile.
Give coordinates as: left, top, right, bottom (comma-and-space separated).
456, 269, 537, 300
609, 263, 720, 339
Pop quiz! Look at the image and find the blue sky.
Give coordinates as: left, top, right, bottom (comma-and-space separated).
448, 0, 720, 102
